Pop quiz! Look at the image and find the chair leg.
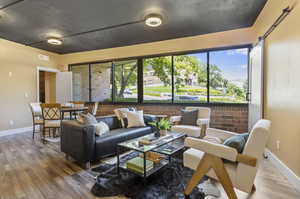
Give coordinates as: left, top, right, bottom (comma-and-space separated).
211, 156, 238, 199
184, 154, 212, 196
32, 124, 35, 139
251, 184, 256, 193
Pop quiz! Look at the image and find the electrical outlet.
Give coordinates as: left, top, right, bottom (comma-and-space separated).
24, 92, 29, 98
9, 120, 14, 126
8, 72, 12, 77
276, 140, 280, 150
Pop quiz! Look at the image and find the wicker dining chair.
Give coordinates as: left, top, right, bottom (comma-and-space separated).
29, 103, 44, 139
41, 103, 62, 142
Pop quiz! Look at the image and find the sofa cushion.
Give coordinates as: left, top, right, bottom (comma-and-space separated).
95, 126, 152, 158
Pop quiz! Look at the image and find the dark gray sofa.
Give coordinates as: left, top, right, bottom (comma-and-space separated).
61, 115, 157, 167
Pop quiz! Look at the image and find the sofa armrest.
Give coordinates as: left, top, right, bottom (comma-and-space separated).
206, 128, 240, 141
185, 137, 238, 162
61, 120, 96, 163
143, 114, 158, 125
170, 116, 182, 124
196, 118, 210, 126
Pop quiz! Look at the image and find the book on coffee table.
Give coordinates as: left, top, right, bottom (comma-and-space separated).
126, 157, 154, 174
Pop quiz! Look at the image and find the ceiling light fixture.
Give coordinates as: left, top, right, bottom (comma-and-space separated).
47, 37, 63, 45
145, 14, 162, 27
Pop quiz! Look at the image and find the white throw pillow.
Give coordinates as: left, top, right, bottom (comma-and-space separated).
126, 111, 146, 128
93, 121, 110, 136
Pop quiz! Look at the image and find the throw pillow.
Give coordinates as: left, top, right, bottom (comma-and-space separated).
223, 133, 249, 153
114, 108, 136, 128
77, 113, 98, 125
180, 109, 199, 126
93, 121, 110, 136
126, 111, 146, 128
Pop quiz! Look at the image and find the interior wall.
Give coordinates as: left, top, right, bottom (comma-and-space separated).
0, 39, 60, 132
44, 72, 56, 103
253, 0, 300, 177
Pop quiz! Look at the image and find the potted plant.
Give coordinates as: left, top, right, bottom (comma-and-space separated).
149, 118, 171, 136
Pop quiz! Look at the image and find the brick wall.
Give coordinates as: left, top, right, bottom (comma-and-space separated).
93, 104, 248, 133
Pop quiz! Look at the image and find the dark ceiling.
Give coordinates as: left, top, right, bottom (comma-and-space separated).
0, 0, 267, 54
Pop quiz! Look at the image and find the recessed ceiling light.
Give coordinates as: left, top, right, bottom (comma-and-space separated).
145, 14, 162, 27
47, 37, 62, 45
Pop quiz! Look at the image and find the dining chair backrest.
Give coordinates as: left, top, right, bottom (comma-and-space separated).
41, 103, 62, 120
29, 103, 42, 117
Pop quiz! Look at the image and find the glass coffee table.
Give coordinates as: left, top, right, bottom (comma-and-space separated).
117, 131, 186, 181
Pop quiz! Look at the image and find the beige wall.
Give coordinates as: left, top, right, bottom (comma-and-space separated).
58, 27, 255, 68
253, 0, 300, 177
44, 72, 57, 103
0, 39, 60, 131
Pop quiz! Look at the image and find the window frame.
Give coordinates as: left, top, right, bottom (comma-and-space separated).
69, 44, 251, 106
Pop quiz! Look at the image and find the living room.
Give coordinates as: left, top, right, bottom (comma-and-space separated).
1, 0, 300, 199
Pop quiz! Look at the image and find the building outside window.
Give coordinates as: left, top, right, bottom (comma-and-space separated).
174, 53, 207, 103
143, 56, 172, 103
71, 64, 90, 101
91, 62, 112, 102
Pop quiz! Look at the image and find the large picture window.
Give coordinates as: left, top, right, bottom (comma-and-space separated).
70, 45, 249, 104
174, 53, 207, 103
91, 62, 112, 102
143, 56, 172, 103
113, 60, 138, 102
209, 48, 248, 103
71, 64, 90, 101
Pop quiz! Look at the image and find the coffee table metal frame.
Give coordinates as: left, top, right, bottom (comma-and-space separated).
116, 131, 186, 182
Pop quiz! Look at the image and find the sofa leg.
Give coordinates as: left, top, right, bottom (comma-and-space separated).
84, 162, 91, 169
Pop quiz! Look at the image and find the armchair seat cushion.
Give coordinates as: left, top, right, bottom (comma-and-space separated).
171, 125, 201, 137
184, 148, 237, 184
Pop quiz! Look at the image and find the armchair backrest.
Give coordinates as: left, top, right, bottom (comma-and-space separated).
185, 107, 211, 120
236, 119, 271, 193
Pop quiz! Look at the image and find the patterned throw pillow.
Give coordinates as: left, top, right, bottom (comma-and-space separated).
93, 121, 110, 136
126, 111, 146, 128
114, 107, 136, 128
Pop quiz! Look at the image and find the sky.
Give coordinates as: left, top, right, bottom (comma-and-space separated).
191, 48, 248, 82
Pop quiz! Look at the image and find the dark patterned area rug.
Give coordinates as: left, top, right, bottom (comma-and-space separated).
91, 152, 206, 199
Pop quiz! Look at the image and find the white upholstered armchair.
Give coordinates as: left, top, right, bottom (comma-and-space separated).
170, 107, 211, 138
183, 119, 271, 199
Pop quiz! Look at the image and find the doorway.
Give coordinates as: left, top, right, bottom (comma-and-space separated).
39, 71, 57, 103
37, 67, 60, 103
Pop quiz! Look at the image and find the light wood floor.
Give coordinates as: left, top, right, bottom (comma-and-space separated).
0, 132, 299, 199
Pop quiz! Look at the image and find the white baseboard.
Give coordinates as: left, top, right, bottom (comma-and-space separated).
0, 126, 32, 137
265, 149, 300, 193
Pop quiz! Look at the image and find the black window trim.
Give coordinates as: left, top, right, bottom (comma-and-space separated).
69, 44, 252, 106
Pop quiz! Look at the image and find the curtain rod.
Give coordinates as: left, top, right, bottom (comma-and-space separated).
0, 0, 24, 10
259, 6, 293, 41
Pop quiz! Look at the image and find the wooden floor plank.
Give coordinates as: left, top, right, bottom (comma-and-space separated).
0, 132, 299, 199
